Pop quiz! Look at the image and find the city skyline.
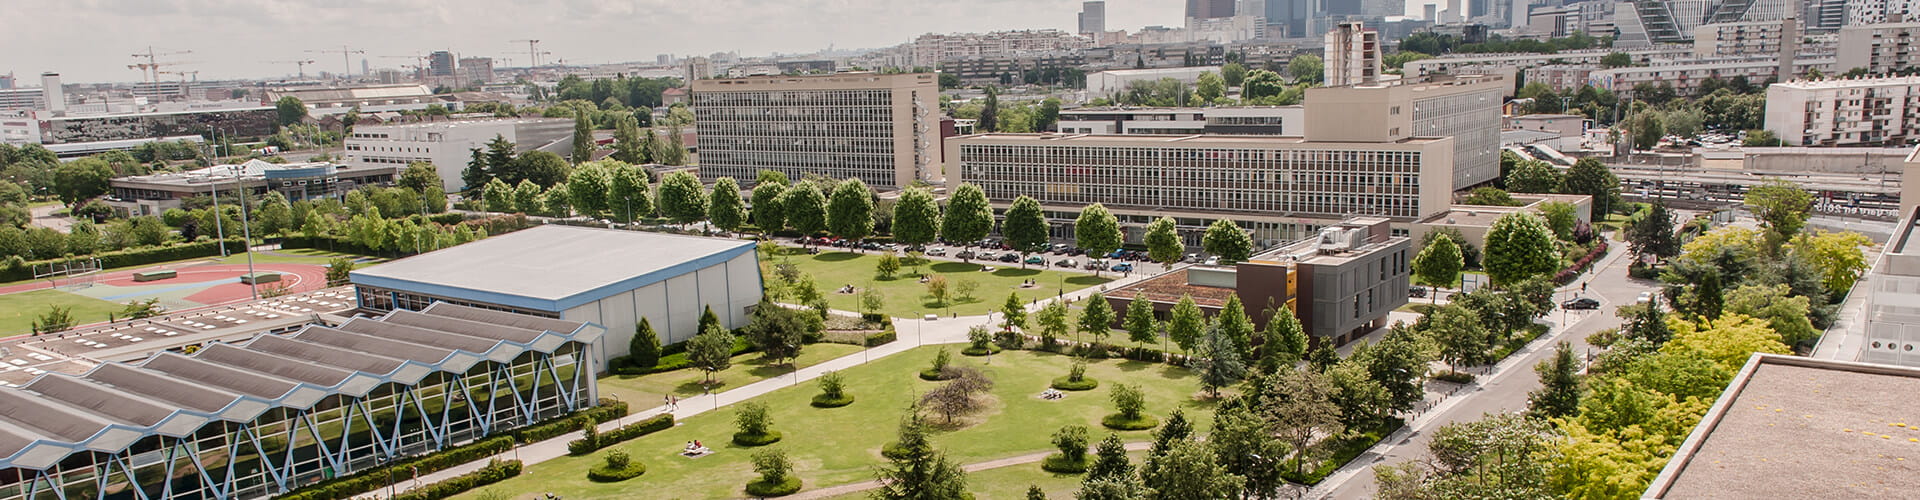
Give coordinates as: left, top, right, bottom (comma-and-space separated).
1, 0, 1187, 84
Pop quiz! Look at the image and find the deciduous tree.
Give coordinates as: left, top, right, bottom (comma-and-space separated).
1413, 233, 1464, 294
941, 183, 995, 255
1483, 212, 1558, 286
1167, 295, 1205, 353
1564, 157, 1622, 216
782, 181, 827, 237
1004, 196, 1049, 266
1144, 216, 1183, 265
708, 177, 745, 233
1202, 219, 1252, 264
1075, 203, 1122, 272
1078, 291, 1115, 345
657, 171, 708, 224
750, 182, 787, 232
1505, 160, 1563, 194
1124, 293, 1158, 347
827, 178, 875, 242
687, 324, 734, 385
892, 187, 941, 247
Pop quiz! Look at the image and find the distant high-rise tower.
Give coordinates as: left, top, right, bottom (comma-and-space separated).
429, 51, 456, 77
1264, 0, 1315, 37
40, 72, 64, 115
0, 73, 13, 90
459, 57, 495, 84
1188, 0, 1237, 19
1324, 22, 1381, 86
1080, 1, 1107, 35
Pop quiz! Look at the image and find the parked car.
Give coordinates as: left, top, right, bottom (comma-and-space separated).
1111, 262, 1134, 272
1204, 256, 1221, 266
1408, 286, 1428, 298
999, 253, 1020, 263
1084, 260, 1106, 270
1637, 291, 1655, 304
979, 251, 998, 260
956, 250, 976, 259
1185, 253, 1201, 263
927, 247, 947, 256
1051, 243, 1070, 254
1562, 297, 1601, 310
1025, 255, 1046, 264
1057, 258, 1077, 268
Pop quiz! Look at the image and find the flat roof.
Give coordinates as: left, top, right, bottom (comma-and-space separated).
952, 132, 1445, 145
1111, 269, 1239, 308
1647, 355, 1920, 499
350, 225, 755, 312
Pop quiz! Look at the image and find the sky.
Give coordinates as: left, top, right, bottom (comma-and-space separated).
2, 0, 1187, 85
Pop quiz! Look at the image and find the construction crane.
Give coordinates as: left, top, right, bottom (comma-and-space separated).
509, 39, 544, 67
307, 45, 366, 79
264, 59, 317, 79
129, 46, 192, 83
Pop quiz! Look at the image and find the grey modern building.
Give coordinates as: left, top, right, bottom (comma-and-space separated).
1080, 1, 1107, 35
692, 72, 941, 189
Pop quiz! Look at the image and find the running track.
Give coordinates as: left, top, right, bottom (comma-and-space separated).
0, 262, 329, 304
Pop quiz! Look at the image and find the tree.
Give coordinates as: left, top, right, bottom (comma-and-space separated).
51, 159, 113, 208
1003, 196, 1049, 266
1087, 434, 1133, 482
1144, 217, 1183, 266
782, 181, 828, 237
1078, 475, 1151, 500
1201, 219, 1252, 264
1746, 179, 1814, 247
510, 151, 570, 187
1262, 368, 1344, 476
1505, 160, 1563, 194
1726, 283, 1816, 347
1354, 326, 1432, 416
397, 162, 441, 192
1051, 424, 1091, 466
708, 177, 745, 233
1666, 313, 1791, 369
1462, 187, 1521, 207
612, 116, 650, 165
1413, 233, 1464, 293
926, 274, 951, 305
1528, 342, 1584, 419
1195, 325, 1248, 397
1564, 157, 1622, 216
687, 324, 734, 385
483, 178, 514, 212
941, 183, 995, 255
657, 171, 708, 224
750, 448, 796, 492
979, 86, 1000, 132
1167, 295, 1205, 353
253, 191, 294, 237
1601, 51, 1633, 68
876, 251, 903, 279
750, 181, 788, 233
1208, 404, 1284, 498
1195, 72, 1226, 103
1075, 203, 1122, 272
1241, 69, 1287, 100
1078, 291, 1115, 345
921, 366, 993, 424
1263, 304, 1308, 371
461, 148, 491, 192
1000, 292, 1029, 332
567, 162, 612, 217
608, 163, 651, 222
1217, 295, 1254, 360
1037, 300, 1072, 348
1221, 62, 1249, 86
892, 187, 941, 247
275, 96, 307, 127
1430, 304, 1494, 370
1742, 129, 1782, 147
1124, 293, 1158, 347
1141, 438, 1244, 499
827, 178, 875, 242
1539, 201, 1579, 241
734, 401, 775, 439
1288, 54, 1324, 83
874, 412, 969, 500
629, 318, 662, 369
1483, 212, 1559, 286
1628, 202, 1680, 260
569, 110, 594, 164
1789, 230, 1871, 298
324, 256, 354, 286
745, 300, 809, 366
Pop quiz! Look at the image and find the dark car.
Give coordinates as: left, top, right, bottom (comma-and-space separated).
956, 250, 977, 260
999, 253, 1020, 263
1561, 297, 1601, 310
1111, 262, 1134, 272
1408, 286, 1428, 298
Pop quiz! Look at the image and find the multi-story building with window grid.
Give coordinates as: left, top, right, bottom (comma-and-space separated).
1306, 73, 1510, 190
1838, 22, 1920, 76
947, 133, 1453, 246
1764, 75, 1920, 147
692, 73, 940, 189
0, 302, 602, 500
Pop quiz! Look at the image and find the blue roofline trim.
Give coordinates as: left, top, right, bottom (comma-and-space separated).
349, 239, 756, 313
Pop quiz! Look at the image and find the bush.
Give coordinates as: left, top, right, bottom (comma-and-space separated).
514, 400, 629, 444
864, 329, 898, 347
733, 430, 784, 446
1433, 370, 1476, 384
1628, 261, 1660, 280
960, 344, 1002, 356
1050, 376, 1100, 391
747, 448, 801, 496
586, 450, 647, 483
1100, 413, 1160, 431
1121, 346, 1166, 362
811, 393, 856, 407
1041, 454, 1090, 473
389, 459, 521, 500
745, 476, 803, 497
812, 371, 854, 408
274, 437, 514, 500
567, 414, 675, 456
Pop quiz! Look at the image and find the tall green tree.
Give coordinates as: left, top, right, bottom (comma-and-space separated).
483, 178, 514, 212
1167, 295, 1205, 353
1144, 216, 1183, 266
750, 182, 788, 232
612, 115, 650, 164
892, 187, 941, 247
657, 171, 708, 224
608, 163, 652, 222
783, 181, 828, 237
1003, 196, 1049, 266
1628, 202, 1680, 260
1124, 293, 1158, 347
1195, 72, 1227, 103
1195, 325, 1247, 397
979, 87, 1000, 132
1078, 291, 1115, 345
1202, 219, 1253, 264
255, 192, 293, 237
461, 148, 491, 192
1075, 203, 1122, 273
1564, 157, 1622, 216
1210, 404, 1284, 497
1505, 160, 1563, 194
570, 109, 594, 164
1745, 179, 1814, 247
1263, 305, 1308, 372
687, 324, 734, 385
510, 151, 570, 187
629, 318, 662, 369
1431, 304, 1494, 370
826, 178, 875, 242
1263, 367, 1344, 476
1528, 342, 1584, 419
1217, 295, 1254, 361
567, 161, 612, 217
1483, 212, 1559, 286
1141, 438, 1244, 499
275, 96, 307, 127
1036, 97, 1062, 132
1288, 54, 1324, 83
709, 177, 746, 233
873, 412, 969, 499
1540, 201, 1579, 240
941, 183, 995, 256
1413, 233, 1465, 294
51, 159, 113, 209
1241, 70, 1286, 100
1000, 292, 1029, 333
397, 161, 441, 192
1221, 62, 1249, 86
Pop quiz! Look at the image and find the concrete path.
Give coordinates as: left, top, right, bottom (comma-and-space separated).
28, 204, 71, 233
786, 442, 1153, 500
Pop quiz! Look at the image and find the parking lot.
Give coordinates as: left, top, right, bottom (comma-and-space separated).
786, 236, 1180, 277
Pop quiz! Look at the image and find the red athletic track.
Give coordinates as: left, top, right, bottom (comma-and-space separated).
0, 262, 329, 304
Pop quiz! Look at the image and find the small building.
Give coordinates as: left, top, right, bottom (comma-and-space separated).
350, 225, 762, 367
1645, 354, 1920, 498
1106, 217, 1412, 345
342, 117, 575, 192
107, 159, 398, 216
661, 87, 689, 106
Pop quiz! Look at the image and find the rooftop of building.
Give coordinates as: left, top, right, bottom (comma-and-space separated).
692, 71, 936, 87
1769, 75, 1920, 90
1110, 268, 1241, 308
349, 116, 571, 131
112, 159, 388, 186
1420, 194, 1592, 227
265, 84, 434, 101
951, 132, 1446, 145
1594, 57, 1836, 73
1088, 66, 1222, 76
1509, 113, 1587, 120
1060, 105, 1301, 114
350, 225, 756, 311
1256, 217, 1404, 265
1645, 354, 1920, 499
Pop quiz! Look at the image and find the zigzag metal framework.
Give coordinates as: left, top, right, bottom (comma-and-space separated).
0, 302, 605, 500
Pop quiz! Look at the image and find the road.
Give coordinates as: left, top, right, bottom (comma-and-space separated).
1316, 239, 1652, 499
29, 203, 71, 233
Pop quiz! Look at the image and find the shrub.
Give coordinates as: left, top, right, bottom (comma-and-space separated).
864, 329, 898, 347
567, 414, 675, 456
565, 416, 599, 455
812, 371, 854, 408
733, 402, 782, 446
276, 437, 515, 500
1051, 376, 1100, 391
745, 448, 802, 496
733, 430, 785, 446
1102, 384, 1158, 430
746, 476, 803, 497
390, 459, 521, 500
919, 348, 954, 380
1433, 370, 1476, 384
586, 449, 646, 482
1043, 425, 1091, 473
513, 399, 628, 444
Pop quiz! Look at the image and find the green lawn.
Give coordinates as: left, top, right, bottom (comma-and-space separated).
458, 348, 1215, 500
819, 450, 1153, 500
0, 289, 127, 338
766, 249, 1113, 318
597, 343, 866, 410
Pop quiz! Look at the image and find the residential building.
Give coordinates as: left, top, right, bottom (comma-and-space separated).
1324, 22, 1381, 86
948, 133, 1454, 245
107, 159, 397, 216
460, 56, 495, 84
1087, 66, 1223, 96
692, 72, 941, 189
1693, 20, 1798, 57
1848, 0, 1920, 24
1105, 217, 1411, 345
38, 106, 277, 145
352, 225, 761, 363
1837, 22, 1920, 75
1644, 354, 1920, 498
661, 87, 689, 106
428, 50, 456, 77
342, 117, 575, 191
1588, 56, 1837, 96
1055, 106, 1305, 135
0, 303, 602, 500
265, 84, 442, 117
909, 30, 1093, 68
1080, 1, 1107, 35
1764, 76, 1920, 147
1306, 72, 1512, 189
939, 52, 1087, 85
1853, 204, 1920, 366
1523, 64, 1596, 91
0, 88, 46, 112
1400, 46, 1695, 77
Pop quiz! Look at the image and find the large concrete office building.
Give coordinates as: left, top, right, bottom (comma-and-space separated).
342, 117, 575, 191
1837, 22, 1920, 76
692, 72, 941, 189
350, 225, 762, 365
1054, 106, 1304, 135
1324, 22, 1382, 87
107, 159, 398, 216
1305, 73, 1511, 190
0, 302, 602, 500
948, 132, 1452, 246
1764, 75, 1920, 147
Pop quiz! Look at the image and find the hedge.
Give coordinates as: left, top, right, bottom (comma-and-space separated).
810, 394, 855, 408
568, 414, 676, 456
0, 238, 248, 282
1100, 413, 1160, 431
864, 330, 898, 347
1553, 240, 1609, 285
745, 476, 803, 497
732, 430, 783, 447
1050, 376, 1099, 391
587, 462, 647, 482
392, 459, 521, 500
273, 436, 513, 500
610, 337, 755, 375
512, 399, 629, 444
1040, 454, 1090, 473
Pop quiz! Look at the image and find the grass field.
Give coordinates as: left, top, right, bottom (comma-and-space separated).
458, 348, 1216, 500
817, 450, 1153, 500
597, 343, 866, 410
765, 249, 1112, 318
0, 289, 126, 337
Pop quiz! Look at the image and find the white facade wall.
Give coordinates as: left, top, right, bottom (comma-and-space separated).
1765, 76, 1920, 146
1088, 66, 1223, 96
560, 251, 762, 359
343, 118, 572, 191
1837, 23, 1920, 75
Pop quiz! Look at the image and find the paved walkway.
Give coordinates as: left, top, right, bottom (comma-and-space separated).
787, 442, 1154, 500
352, 256, 1163, 499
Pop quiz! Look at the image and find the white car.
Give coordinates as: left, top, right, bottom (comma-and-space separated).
926, 247, 947, 256
1637, 291, 1654, 304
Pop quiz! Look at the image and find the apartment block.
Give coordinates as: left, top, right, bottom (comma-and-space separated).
692, 72, 940, 189
1764, 75, 1920, 147
1306, 73, 1510, 190
1588, 57, 1837, 96
909, 30, 1093, 68
1055, 106, 1304, 135
342, 117, 575, 191
1693, 20, 1798, 57
1324, 22, 1381, 87
948, 133, 1453, 245
1837, 22, 1920, 75
1400, 47, 1694, 77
